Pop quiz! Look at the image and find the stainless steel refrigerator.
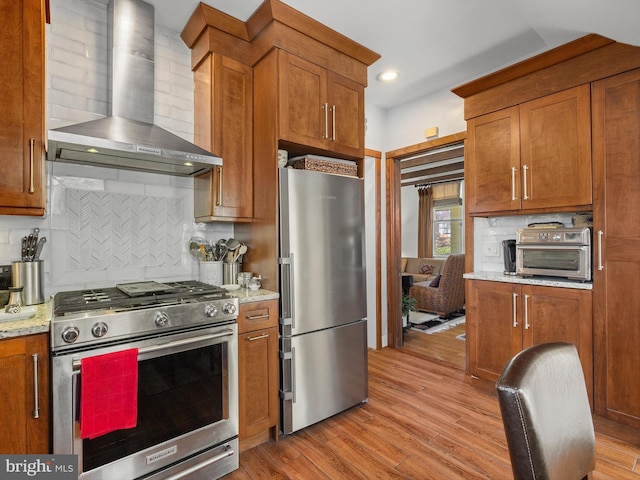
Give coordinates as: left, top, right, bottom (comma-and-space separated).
279, 167, 368, 435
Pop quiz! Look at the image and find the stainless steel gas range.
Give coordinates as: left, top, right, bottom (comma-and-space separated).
51, 280, 240, 480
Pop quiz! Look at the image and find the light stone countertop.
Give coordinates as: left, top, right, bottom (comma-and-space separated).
0, 298, 52, 339
227, 288, 279, 304
464, 271, 593, 290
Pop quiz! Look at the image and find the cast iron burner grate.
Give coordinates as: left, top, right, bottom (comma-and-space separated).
54, 281, 225, 316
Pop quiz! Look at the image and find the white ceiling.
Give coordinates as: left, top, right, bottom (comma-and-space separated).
146, 0, 640, 110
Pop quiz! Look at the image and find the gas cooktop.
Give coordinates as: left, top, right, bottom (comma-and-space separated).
51, 280, 238, 351
54, 280, 227, 316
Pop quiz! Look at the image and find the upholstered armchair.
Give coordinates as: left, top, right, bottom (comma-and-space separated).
408, 253, 465, 318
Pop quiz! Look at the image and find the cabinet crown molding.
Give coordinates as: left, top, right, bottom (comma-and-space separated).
181, 0, 380, 71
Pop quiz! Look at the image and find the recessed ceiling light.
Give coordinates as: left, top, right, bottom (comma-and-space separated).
377, 70, 399, 82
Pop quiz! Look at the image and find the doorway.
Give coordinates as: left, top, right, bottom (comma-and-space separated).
384, 132, 466, 353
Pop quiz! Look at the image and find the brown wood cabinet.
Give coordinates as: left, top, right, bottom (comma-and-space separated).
467, 280, 593, 402
192, 53, 253, 222
0, 0, 46, 216
237, 299, 279, 451
592, 67, 640, 428
181, 0, 378, 289
0, 333, 50, 453
466, 85, 592, 215
278, 51, 364, 158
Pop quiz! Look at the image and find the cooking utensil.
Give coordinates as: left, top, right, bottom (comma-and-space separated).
34, 237, 46, 261
233, 244, 247, 262
26, 234, 34, 260
225, 238, 240, 251
21, 237, 28, 261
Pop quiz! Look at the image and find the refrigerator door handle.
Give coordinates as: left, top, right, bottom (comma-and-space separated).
279, 347, 296, 403
279, 255, 295, 329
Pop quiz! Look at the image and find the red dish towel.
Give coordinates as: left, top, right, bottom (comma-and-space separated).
80, 348, 139, 439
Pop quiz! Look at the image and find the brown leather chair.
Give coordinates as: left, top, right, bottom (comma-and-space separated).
496, 342, 595, 480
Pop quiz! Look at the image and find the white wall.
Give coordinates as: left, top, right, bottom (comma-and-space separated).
385, 89, 466, 150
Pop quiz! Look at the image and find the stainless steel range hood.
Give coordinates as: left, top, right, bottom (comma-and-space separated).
47, 0, 221, 176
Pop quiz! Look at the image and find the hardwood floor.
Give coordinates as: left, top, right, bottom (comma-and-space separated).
401, 321, 467, 370
225, 347, 640, 479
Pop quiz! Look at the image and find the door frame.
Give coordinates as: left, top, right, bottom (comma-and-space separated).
384, 132, 466, 348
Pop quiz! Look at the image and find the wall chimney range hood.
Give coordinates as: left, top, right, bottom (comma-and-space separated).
47, 0, 221, 176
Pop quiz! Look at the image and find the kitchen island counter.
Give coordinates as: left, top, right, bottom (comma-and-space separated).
0, 299, 52, 339
464, 271, 593, 290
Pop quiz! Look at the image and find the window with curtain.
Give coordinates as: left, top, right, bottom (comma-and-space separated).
433, 200, 464, 256
431, 182, 463, 257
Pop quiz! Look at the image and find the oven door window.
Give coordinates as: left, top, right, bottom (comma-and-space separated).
521, 248, 581, 271
81, 343, 228, 472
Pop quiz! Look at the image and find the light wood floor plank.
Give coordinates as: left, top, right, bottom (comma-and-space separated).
224, 347, 640, 479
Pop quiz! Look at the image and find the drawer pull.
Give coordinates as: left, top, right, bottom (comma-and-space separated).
597, 230, 604, 271
32, 354, 40, 419
216, 166, 223, 206
246, 313, 269, 320
331, 105, 336, 141
247, 333, 269, 341
29, 139, 36, 193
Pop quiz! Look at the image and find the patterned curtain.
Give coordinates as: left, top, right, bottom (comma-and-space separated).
417, 186, 433, 257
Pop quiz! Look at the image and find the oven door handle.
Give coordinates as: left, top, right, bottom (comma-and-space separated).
71, 330, 235, 370
164, 444, 235, 480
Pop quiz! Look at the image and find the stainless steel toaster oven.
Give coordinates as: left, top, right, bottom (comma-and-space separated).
516, 227, 592, 281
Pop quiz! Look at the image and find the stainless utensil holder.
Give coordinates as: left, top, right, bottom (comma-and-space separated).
223, 263, 242, 285
11, 260, 44, 305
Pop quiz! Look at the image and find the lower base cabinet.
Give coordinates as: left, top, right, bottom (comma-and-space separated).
467, 280, 593, 403
0, 333, 50, 453
238, 299, 279, 451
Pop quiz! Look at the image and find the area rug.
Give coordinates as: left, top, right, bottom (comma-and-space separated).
409, 311, 465, 335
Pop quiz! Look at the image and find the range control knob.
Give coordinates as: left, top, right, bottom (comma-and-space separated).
223, 302, 237, 315
154, 311, 170, 327
61, 326, 80, 344
91, 322, 108, 338
204, 304, 219, 318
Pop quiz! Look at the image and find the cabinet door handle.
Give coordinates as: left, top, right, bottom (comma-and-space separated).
512, 292, 518, 327
511, 166, 517, 201
322, 102, 329, 139
597, 230, 604, 271
331, 105, 336, 141
247, 333, 269, 341
246, 313, 269, 320
522, 165, 529, 200
524, 294, 530, 330
216, 166, 223, 206
32, 354, 40, 419
29, 139, 36, 194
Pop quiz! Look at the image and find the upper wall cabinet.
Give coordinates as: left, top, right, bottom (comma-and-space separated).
465, 85, 592, 215
278, 51, 364, 158
192, 53, 253, 222
0, 0, 46, 216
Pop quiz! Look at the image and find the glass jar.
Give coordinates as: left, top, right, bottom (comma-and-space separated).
248, 276, 261, 291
